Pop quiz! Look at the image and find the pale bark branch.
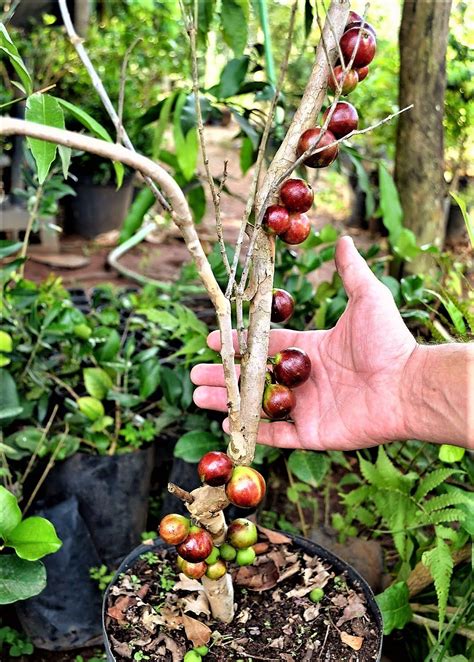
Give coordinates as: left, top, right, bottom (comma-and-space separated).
57, 0, 170, 211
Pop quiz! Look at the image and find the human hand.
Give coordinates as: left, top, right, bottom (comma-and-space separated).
191, 236, 419, 451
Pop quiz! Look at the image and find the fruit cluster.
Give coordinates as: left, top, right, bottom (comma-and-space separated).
263, 347, 312, 420
263, 11, 376, 249
159, 453, 267, 579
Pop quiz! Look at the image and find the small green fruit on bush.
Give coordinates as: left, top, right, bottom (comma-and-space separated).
194, 646, 209, 655
309, 587, 324, 603
219, 543, 237, 561
205, 558, 227, 580
227, 518, 258, 549
184, 651, 202, 662
236, 547, 257, 566
205, 547, 220, 565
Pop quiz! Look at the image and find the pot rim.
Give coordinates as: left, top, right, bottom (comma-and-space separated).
102, 531, 384, 661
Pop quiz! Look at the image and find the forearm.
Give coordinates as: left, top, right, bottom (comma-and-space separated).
400, 343, 474, 448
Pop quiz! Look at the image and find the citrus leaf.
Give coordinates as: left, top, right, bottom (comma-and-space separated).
83, 367, 113, 399
4, 516, 62, 561
25, 93, 65, 184
0, 486, 22, 539
0, 556, 46, 604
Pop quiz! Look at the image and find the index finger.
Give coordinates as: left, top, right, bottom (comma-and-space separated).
207, 329, 300, 356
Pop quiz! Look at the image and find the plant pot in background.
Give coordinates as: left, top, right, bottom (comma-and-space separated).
16, 496, 103, 650
65, 176, 134, 238
41, 448, 154, 566
102, 534, 384, 661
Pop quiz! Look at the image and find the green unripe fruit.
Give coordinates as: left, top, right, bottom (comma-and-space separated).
205, 547, 220, 565
73, 323, 92, 340
227, 518, 258, 549
219, 543, 237, 561
309, 587, 324, 603
205, 558, 227, 580
236, 547, 256, 566
184, 652, 201, 662
193, 646, 209, 655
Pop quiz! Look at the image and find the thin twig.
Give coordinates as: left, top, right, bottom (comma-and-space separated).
20, 405, 58, 488
117, 37, 142, 144
19, 185, 42, 278
168, 482, 194, 504
57, 0, 170, 212
285, 458, 308, 536
411, 614, 474, 641
226, 0, 299, 300
22, 431, 66, 516
183, 0, 230, 274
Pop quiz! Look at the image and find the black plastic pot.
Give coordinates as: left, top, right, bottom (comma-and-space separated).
42, 448, 154, 565
65, 177, 134, 238
102, 533, 383, 661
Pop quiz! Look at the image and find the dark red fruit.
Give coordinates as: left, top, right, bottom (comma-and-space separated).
225, 466, 266, 508
271, 289, 295, 324
340, 28, 376, 68
159, 514, 190, 545
328, 66, 359, 95
227, 518, 258, 549
322, 102, 359, 139
279, 178, 314, 213
280, 212, 311, 245
347, 10, 362, 23
263, 204, 290, 236
177, 525, 213, 563
345, 20, 376, 38
273, 347, 312, 388
297, 128, 339, 169
198, 451, 233, 487
181, 559, 207, 579
262, 382, 295, 420
356, 65, 369, 82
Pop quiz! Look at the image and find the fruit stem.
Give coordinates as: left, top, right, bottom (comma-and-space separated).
167, 482, 194, 504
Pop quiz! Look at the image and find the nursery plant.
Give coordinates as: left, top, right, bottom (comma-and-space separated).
2, 0, 467, 659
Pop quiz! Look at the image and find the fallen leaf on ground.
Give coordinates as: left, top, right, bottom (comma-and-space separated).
233, 558, 279, 590
174, 575, 205, 592
340, 631, 364, 650
140, 607, 162, 632
278, 561, 301, 583
182, 613, 212, 647
336, 593, 366, 626
303, 604, 320, 622
236, 607, 251, 625
156, 607, 183, 630
107, 596, 135, 624
182, 592, 210, 617
257, 525, 292, 544
110, 635, 132, 658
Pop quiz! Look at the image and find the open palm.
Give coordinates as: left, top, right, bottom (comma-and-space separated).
191, 237, 418, 451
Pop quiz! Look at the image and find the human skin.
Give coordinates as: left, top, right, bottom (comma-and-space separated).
191, 236, 473, 451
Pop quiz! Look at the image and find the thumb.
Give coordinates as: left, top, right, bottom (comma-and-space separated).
335, 235, 379, 298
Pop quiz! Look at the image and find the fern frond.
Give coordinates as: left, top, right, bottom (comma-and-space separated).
359, 447, 416, 494
421, 538, 453, 628
434, 525, 459, 542
341, 484, 372, 507
425, 508, 467, 526
424, 492, 471, 514
415, 469, 462, 500
353, 505, 377, 527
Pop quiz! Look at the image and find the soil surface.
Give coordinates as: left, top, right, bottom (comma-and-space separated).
105, 534, 382, 662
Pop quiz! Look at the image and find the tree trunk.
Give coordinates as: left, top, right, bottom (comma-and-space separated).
394, 0, 452, 272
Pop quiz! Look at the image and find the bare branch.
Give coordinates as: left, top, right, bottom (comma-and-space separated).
226, 0, 298, 300
57, 0, 170, 212
117, 37, 142, 144
168, 482, 194, 504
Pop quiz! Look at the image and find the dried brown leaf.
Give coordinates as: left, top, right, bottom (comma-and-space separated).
140, 607, 162, 633
303, 604, 321, 622
107, 596, 135, 624
182, 613, 212, 647
173, 575, 205, 592
182, 593, 210, 618
340, 631, 364, 650
253, 542, 269, 555
233, 559, 279, 591
257, 525, 292, 544
336, 595, 366, 626
158, 607, 183, 630
110, 635, 132, 659
269, 635, 285, 649
277, 561, 301, 583
236, 608, 251, 625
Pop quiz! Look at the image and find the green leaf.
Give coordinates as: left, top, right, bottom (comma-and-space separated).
56, 97, 124, 187
160, 366, 182, 406
375, 581, 412, 635
304, 0, 314, 38
0, 24, 32, 95
422, 538, 453, 627
400, 274, 426, 304
0, 556, 46, 604
0, 240, 22, 259
379, 276, 402, 306
0, 331, 12, 353
198, 0, 216, 44
0, 369, 22, 426
240, 135, 255, 174
392, 228, 421, 261
77, 396, 104, 421
173, 92, 199, 182
95, 329, 121, 361
288, 451, 329, 487
187, 183, 206, 224
214, 57, 249, 98
319, 224, 338, 243
346, 151, 375, 219
359, 447, 416, 495
378, 162, 403, 243
221, 0, 249, 55
174, 431, 222, 462
0, 486, 22, 539
415, 468, 461, 501
450, 191, 473, 248
438, 444, 465, 463
83, 367, 113, 399
4, 516, 62, 561
424, 492, 471, 514
139, 361, 161, 399
25, 93, 65, 184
